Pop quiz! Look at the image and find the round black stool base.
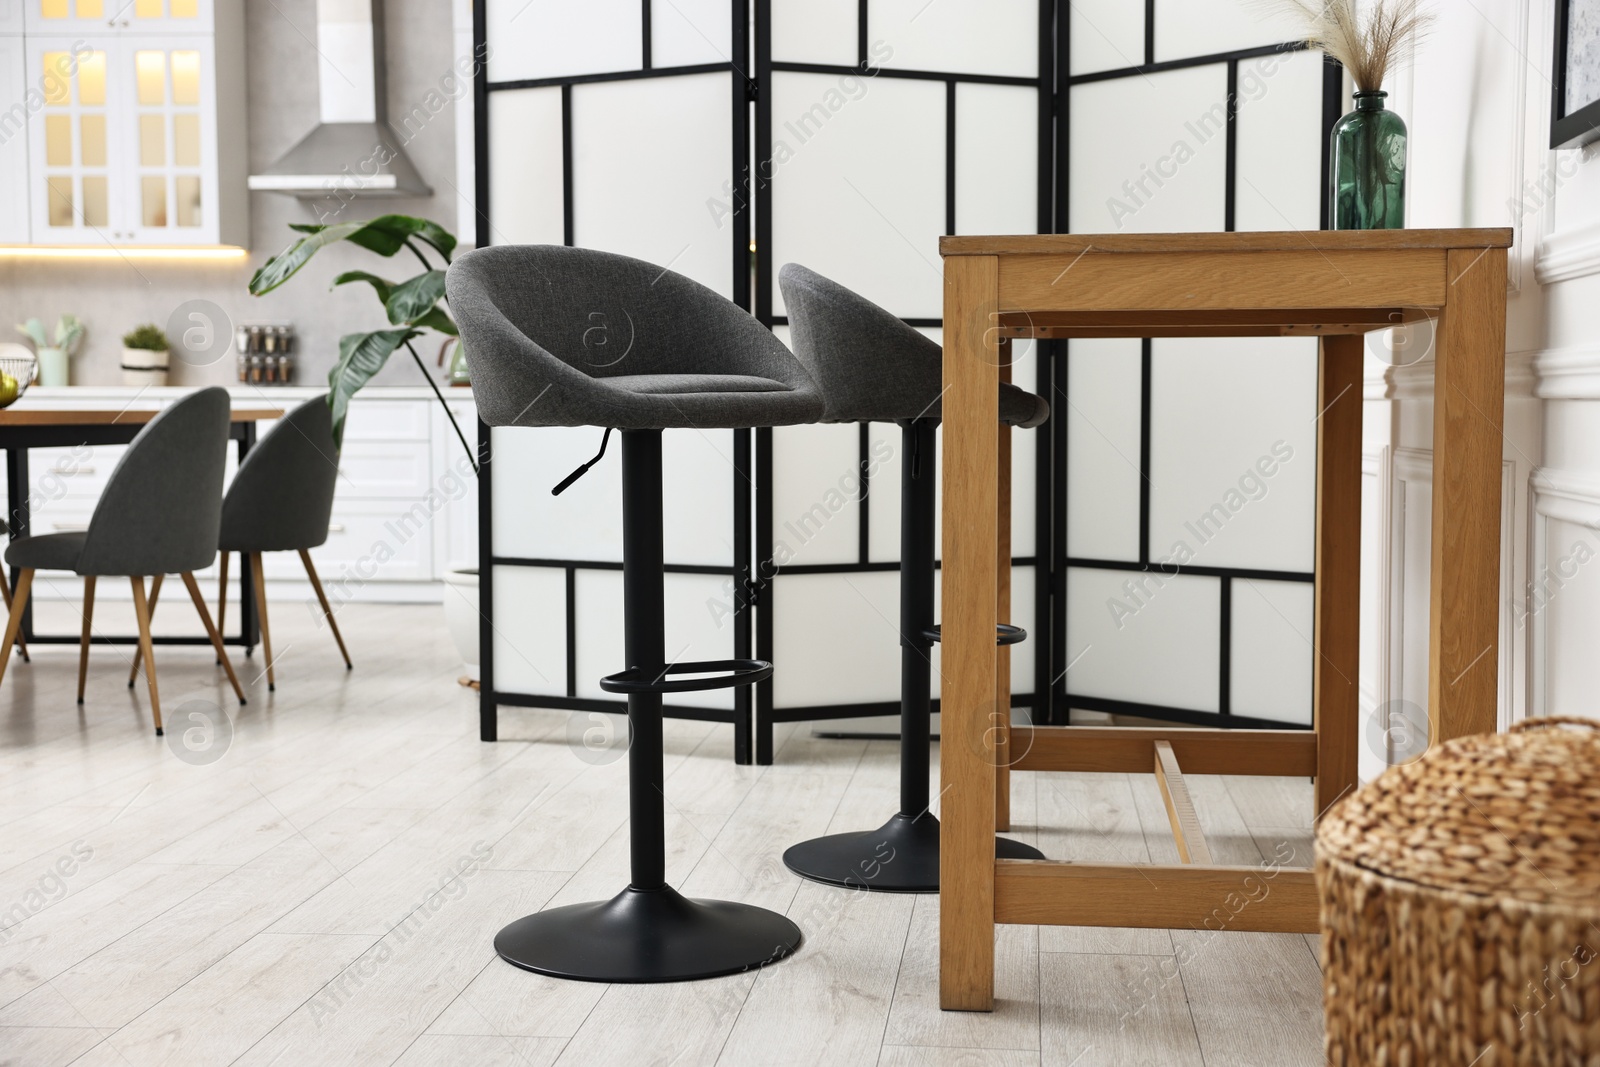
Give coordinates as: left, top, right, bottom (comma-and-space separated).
494, 885, 802, 983
782, 812, 1044, 893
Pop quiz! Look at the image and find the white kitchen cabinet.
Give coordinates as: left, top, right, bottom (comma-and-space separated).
24, 0, 213, 37
0, 36, 29, 242
432, 395, 479, 575
13, 0, 244, 246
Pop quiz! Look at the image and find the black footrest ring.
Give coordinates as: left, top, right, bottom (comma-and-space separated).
922, 623, 1027, 647
599, 658, 773, 694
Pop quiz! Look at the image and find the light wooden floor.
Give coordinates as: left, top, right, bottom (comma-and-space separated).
0, 600, 1325, 1067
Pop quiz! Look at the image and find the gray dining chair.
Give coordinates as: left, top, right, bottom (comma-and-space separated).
0, 388, 246, 734
449, 243, 822, 984
777, 263, 1048, 892
183, 395, 347, 692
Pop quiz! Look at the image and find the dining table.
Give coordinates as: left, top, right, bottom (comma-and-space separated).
936, 228, 1512, 1010
0, 404, 284, 651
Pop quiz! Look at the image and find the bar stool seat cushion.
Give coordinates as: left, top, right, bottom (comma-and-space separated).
779, 263, 1049, 428
4, 531, 86, 571
447, 246, 823, 431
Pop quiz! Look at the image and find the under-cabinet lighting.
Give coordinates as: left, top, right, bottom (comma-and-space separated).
0, 246, 248, 261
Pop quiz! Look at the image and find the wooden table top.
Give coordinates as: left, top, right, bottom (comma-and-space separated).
940, 227, 1515, 256
0, 407, 283, 426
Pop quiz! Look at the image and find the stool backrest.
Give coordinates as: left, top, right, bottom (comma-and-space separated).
79, 387, 231, 576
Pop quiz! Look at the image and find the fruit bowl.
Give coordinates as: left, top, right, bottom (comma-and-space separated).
0, 345, 38, 409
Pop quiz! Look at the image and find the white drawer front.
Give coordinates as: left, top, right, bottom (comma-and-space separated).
337, 442, 434, 498
341, 400, 432, 442
289, 501, 436, 583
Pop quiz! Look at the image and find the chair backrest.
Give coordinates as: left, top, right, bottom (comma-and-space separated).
778, 263, 942, 424
78, 387, 231, 576
448, 244, 815, 428
220, 396, 340, 553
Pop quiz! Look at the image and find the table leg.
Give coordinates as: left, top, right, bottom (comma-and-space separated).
1430, 247, 1508, 743
995, 339, 1013, 833
1313, 335, 1363, 820
6, 447, 30, 642
940, 255, 1000, 1012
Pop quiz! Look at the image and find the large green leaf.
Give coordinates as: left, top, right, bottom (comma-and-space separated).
326, 328, 420, 446
250, 215, 459, 296
411, 306, 458, 336
330, 270, 394, 304
385, 271, 447, 326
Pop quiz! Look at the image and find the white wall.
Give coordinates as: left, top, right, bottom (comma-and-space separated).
1374, 0, 1600, 734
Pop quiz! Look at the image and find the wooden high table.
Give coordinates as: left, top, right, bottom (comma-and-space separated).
937, 228, 1512, 1011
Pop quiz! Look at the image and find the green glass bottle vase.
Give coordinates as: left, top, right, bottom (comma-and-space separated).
1329, 90, 1407, 229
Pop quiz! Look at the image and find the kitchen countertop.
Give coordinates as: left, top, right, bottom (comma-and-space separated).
19, 385, 473, 404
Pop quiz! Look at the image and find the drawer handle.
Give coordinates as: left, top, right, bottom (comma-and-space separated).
47, 466, 94, 475
328, 523, 346, 533
52, 523, 88, 532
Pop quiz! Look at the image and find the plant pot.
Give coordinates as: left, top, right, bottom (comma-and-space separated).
122, 346, 169, 387
35, 346, 68, 387
442, 567, 480, 681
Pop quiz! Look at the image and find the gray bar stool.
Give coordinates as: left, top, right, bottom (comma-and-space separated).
777, 263, 1047, 892
449, 245, 823, 982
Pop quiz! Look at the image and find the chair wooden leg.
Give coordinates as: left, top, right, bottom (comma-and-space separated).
127, 573, 164, 687
129, 577, 162, 735
249, 553, 275, 691
77, 576, 96, 704
0, 569, 33, 691
181, 572, 246, 705
0, 567, 29, 661
299, 549, 351, 669
215, 551, 228, 664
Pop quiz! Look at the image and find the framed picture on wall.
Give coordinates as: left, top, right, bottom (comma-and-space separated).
1554, 0, 1600, 147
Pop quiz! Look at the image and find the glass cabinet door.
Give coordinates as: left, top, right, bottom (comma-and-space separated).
26, 38, 121, 243
26, 0, 212, 37
118, 37, 214, 243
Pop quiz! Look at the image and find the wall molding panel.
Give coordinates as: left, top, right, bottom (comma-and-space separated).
1527, 466, 1600, 718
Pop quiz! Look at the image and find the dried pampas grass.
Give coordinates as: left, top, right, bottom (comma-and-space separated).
1262, 0, 1434, 92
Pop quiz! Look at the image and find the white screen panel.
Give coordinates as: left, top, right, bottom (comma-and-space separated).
652, 0, 733, 68
771, 0, 857, 65
869, 0, 1038, 79
1233, 49, 1323, 232
492, 426, 623, 562
1065, 568, 1220, 711
1069, 65, 1228, 234
771, 422, 862, 566
1066, 339, 1142, 561
492, 565, 568, 696
662, 429, 736, 567
487, 87, 565, 246
1147, 337, 1316, 572
1152, 0, 1303, 64
1069, 0, 1144, 77
955, 83, 1038, 236
575, 571, 735, 709
770, 72, 945, 319
572, 73, 734, 297
773, 572, 901, 706
1231, 578, 1314, 724
486, 0, 642, 82
867, 421, 902, 563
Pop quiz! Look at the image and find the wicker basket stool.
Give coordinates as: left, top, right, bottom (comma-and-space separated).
1317, 717, 1600, 1067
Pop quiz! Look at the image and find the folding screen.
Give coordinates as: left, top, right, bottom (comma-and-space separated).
752, 0, 1054, 761
1053, 0, 1337, 728
474, 0, 758, 759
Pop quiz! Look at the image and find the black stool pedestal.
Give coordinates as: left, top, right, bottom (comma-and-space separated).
494, 430, 801, 982
783, 419, 1042, 895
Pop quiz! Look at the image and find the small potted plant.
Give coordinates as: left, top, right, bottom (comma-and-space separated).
16, 315, 84, 387
121, 324, 171, 387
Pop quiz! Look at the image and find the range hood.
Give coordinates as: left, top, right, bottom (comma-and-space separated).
248, 0, 430, 199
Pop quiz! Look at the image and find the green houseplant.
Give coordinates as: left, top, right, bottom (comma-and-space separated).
120, 323, 171, 387
17, 315, 84, 387
248, 214, 474, 470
